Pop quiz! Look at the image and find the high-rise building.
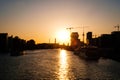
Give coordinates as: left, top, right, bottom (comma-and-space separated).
70, 32, 80, 49
86, 32, 92, 45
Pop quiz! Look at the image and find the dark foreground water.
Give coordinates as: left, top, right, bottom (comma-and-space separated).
0, 49, 120, 80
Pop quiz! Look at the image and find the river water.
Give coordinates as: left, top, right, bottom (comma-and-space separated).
0, 49, 120, 80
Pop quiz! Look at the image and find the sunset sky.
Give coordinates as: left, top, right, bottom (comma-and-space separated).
0, 0, 120, 44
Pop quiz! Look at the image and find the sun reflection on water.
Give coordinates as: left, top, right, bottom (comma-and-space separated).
59, 49, 68, 80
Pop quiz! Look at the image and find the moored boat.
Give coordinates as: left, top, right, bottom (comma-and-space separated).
74, 47, 100, 60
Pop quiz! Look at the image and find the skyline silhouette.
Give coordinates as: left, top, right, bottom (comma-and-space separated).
0, 29, 120, 61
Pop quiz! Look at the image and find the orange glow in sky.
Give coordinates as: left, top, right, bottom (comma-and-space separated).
56, 30, 70, 44
0, 0, 120, 44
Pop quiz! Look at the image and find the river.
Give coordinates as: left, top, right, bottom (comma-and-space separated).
0, 49, 120, 80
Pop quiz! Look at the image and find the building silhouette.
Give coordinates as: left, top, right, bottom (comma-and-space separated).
99, 34, 112, 48
70, 32, 80, 49
86, 31, 120, 49
0, 33, 8, 53
111, 31, 120, 49
86, 32, 92, 45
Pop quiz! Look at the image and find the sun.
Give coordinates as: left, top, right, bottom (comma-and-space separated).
56, 30, 70, 44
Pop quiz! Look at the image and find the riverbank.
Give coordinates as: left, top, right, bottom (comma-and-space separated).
71, 47, 120, 62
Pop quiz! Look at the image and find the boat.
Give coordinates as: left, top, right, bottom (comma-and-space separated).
74, 47, 100, 60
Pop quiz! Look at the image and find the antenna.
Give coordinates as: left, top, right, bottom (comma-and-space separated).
55, 38, 56, 44
49, 38, 50, 44
80, 26, 88, 43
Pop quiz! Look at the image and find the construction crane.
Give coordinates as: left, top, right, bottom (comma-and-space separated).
66, 27, 82, 33
66, 27, 74, 33
114, 24, 120, 31
66, 26, 88, 43
66, 27, 80, 46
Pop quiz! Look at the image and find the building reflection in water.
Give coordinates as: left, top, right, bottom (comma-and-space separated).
59, 49, 69, 80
